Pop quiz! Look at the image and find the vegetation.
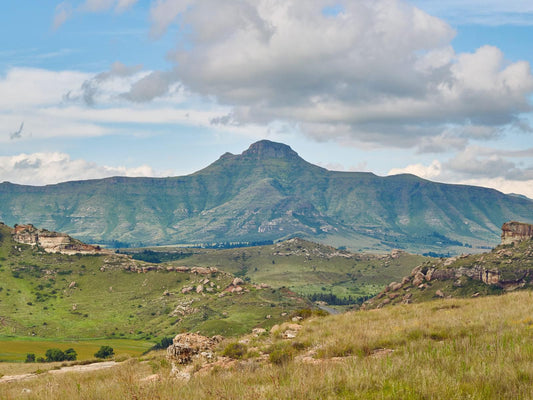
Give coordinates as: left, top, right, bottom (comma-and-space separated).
2, 292, 533, 398
94, 346, 114, 359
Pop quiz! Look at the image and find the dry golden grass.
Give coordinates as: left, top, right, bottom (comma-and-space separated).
2, 292, 533, 399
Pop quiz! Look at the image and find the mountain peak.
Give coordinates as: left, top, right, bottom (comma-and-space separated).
242, 140, 300, 160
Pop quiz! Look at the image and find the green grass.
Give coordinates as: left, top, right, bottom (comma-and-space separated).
0, 224, 309, 340
0, 338, 152, 362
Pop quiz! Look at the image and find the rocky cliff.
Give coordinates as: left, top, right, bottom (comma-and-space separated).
12, 224, 105, 255
501, 221, 533, 245
366, 221, 533, 308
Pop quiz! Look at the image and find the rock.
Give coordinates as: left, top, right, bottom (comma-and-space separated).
402, 293, 412, 300
196, 285, 204, 294
252, 328, 267, 336
68, 281, 76, 289
163, 290, 171, 296
501, 221, 533, 245
181, 286, 193, 294
388, 292, 400, 299
425, 268, 435, 281
12, 224, 104, 255
232, 278, 244, 286
412, 272, 425, 286
401, 276, 410, 285
292, 316, 303, 322
283, 330, 298, 339
388, 282, 402, 291
167, 333, 223, 365
435, 290, 445, 298
266, 314, 272, 319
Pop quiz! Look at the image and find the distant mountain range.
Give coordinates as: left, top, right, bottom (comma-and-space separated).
1, 140, 532, 254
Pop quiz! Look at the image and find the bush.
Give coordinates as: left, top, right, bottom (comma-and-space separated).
222, 342, 248, 359
269, 347, 295, 365
94, 345, 114, 359
25, 353, 36, 363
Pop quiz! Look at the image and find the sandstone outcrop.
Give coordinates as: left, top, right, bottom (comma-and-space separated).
166, 333, 223, 365
501, 221, 533, 245
12, 224, 104, 255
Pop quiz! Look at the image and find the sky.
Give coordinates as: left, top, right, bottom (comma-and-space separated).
1, 0, 532, 198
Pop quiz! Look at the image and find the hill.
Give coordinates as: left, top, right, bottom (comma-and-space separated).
123, 238, 428, 306
366, 221, 533, 308
1, 140, 532, 254
0, 223, 310, 343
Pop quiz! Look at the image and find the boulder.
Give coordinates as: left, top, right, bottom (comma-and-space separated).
412, 272, 425, 286
167, 333, 222, 365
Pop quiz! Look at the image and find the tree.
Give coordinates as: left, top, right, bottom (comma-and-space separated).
45, 348, 66, 362
64, 348, 77, 361
25, 353, 36, 363
94, 345, 114, 359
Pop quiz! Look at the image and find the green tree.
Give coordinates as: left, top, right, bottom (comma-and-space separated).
25, 353, 36, 363
45, 348, 66, 362
64, 348, 77, 361
94, 345, 114, 359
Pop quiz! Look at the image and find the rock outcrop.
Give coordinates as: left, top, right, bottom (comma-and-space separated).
501, 221, 533, 245
12, 224, 105, 255
166, 333, 223, 365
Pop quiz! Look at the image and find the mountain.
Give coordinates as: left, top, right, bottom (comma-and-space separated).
0, 140, 532, 253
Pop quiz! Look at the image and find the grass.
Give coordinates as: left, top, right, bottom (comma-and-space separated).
0, 338, 152, 362
0, 224, 310, 340
2, 291, 533, 399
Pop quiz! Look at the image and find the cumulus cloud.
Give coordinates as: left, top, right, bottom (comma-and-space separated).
388, 146, 533, 198
140, 0, 533, 149
0, 153, 163, 186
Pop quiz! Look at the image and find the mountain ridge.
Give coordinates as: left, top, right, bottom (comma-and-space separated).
0, 140, 532, 253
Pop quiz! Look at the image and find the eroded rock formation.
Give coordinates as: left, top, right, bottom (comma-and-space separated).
502, 221, 533, 245
12, 224, 104, 255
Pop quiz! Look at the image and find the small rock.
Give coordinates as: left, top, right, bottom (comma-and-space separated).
435, 290, 445, 298
68, 281, 76, 289
252, 328, 267, 336
265, 314, 272, 319
196, 285, 204, 294
232, 278, 244, 286
292, 316, 303, 322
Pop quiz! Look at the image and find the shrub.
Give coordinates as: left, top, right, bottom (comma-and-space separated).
222, 342, 248, 359
269, 347, 295, 365
25, 353, 36, 363
94, 345, 114, 359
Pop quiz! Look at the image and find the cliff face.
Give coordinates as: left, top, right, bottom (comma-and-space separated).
12, 224, 104, 255
502, 221, 533, 245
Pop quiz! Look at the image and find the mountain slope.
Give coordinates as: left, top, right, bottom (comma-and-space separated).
0, 140, 532, 253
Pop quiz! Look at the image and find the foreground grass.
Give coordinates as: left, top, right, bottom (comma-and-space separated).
2, 291, 533, 399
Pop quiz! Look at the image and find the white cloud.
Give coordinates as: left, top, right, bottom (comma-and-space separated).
141, 0, 533, 149
388, 160, 443, 180
0, 153, 165, 186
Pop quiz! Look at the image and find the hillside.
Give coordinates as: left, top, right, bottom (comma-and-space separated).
366, 221, 533, 308
1, 140, 532, 254
2, 291, 533, 399
0, 223, 309, 342
124, 238, 428, 305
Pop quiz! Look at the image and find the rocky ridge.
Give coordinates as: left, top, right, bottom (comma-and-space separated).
11, 224, 107, 255
365, 222, 533, 308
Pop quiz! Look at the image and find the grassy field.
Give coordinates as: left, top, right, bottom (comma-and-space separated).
2, 291, 533, 399
0, 338, 153, 362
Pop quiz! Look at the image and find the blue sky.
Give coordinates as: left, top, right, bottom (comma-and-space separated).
1, 0, 532, 198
